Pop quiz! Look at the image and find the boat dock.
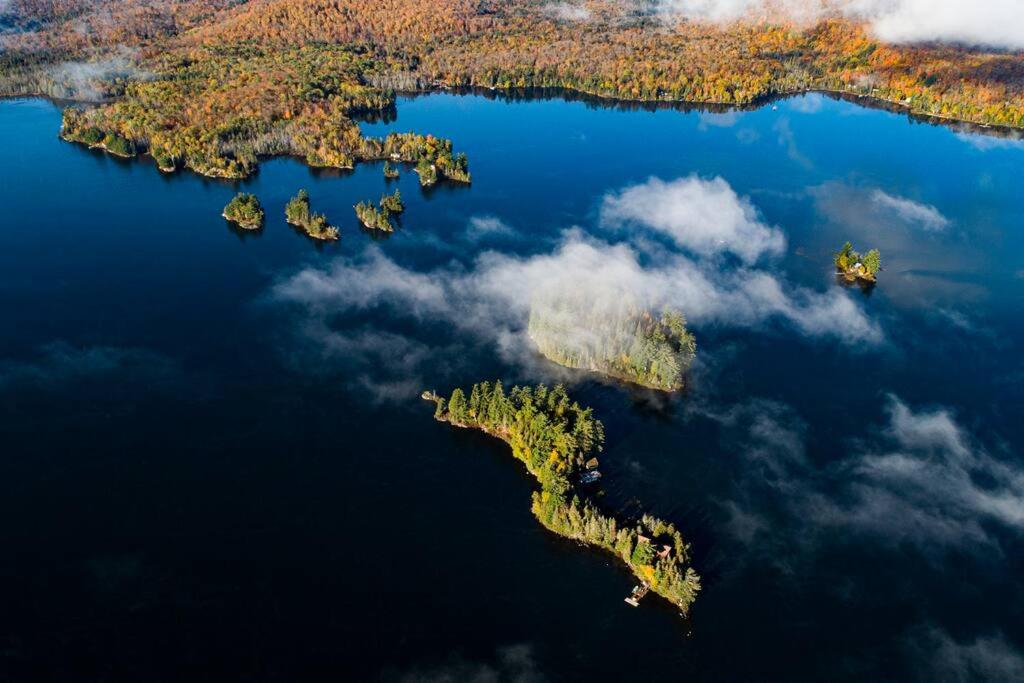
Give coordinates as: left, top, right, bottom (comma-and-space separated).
624, 582, 650, 607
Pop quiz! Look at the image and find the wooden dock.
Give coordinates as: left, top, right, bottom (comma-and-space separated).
624, 582, 650, 607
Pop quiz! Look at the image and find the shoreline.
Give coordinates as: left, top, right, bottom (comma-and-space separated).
388, 85, 1024, 139
13, 86, 1022, 137
15, 80, 1014, 185
221, 211, 261, 231
423, 388, 699, 614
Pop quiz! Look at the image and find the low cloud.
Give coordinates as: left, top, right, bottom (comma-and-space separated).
870, 190, 950, 232
275, 230, 880, 371
864, 0, 1024, 50
848, 399, 1024, 541
654, 0, 1024, 50
384, 644, 546, 683
0, 341, 177, 392
280, 321, 457, 403
711, 395, 1024, 561
905, 625, 1024, 683
600, 175, 786, 263
272, 175, 880, 398
956, 131, 1024, 152
544, 2, 593, 22
48, 49, 151, 102
466, 215, 518, 242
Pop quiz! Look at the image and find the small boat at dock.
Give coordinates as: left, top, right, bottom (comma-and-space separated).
625, 582, 650, 607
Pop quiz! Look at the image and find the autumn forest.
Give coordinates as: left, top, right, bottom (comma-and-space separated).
2, 0, 1023, 179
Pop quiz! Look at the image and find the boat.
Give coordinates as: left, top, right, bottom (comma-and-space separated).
624, 582, 650, 607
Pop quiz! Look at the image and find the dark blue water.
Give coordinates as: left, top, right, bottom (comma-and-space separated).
1, 92, 1023, 682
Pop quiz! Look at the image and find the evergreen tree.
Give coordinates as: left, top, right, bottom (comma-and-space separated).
448, 388, 467, 423
863, 248, 881, 275
431, 380, 698, 613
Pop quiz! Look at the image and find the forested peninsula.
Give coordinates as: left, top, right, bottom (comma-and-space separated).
426, 381, 701, 613
2, 0, 1023, 184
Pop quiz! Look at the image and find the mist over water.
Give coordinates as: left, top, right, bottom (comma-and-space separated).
1, 91, 1023, 681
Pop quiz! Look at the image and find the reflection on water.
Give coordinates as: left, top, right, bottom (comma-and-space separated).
0, 92, 1023, 682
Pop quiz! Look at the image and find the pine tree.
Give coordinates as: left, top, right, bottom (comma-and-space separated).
863, 248, 881, 275
448, 388, 467, 423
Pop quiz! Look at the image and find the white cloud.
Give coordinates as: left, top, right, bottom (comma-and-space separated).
466, 215, 517, 241
600, 175, 786, 263
655, 0, 1024, 50
860, 399, 1024, 534
787, 94, 824, 114
275, 229, 880, 364
544, 2, 593, 22
703, 395, 1024, 674
272, 175, 881, 396
871, 190, 950, 231
713, 395, 1024, 559
956, 132, 1024, 151
697, 110, 743, 129
274, 249, 450, 318
865, 0, 1024, 50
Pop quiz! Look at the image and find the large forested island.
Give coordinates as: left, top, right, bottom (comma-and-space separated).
427, 381, 701, 613
529, 296, 697, 391
2, 0, 1023, 183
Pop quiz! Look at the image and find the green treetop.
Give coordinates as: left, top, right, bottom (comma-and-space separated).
222, 192, 264, 230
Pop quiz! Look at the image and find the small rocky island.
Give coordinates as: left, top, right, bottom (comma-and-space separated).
222, 192, 264, 230
383, 161, 399, 179
285, 189, 339, 241
380, 189, 404, 214
355, 189, 404, 233
834, 242, 881, 284
528, 295, 697, 391
425, 381, 700, 614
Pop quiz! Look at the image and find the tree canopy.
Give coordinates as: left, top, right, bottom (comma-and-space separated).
433, 381, 700, 612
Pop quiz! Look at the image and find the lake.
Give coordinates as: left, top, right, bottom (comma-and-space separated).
1, 91, 1023, 681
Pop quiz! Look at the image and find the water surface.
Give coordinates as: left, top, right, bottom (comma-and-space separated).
1, 92, 1022, 681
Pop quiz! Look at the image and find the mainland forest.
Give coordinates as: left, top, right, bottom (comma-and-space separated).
1, 0, 1023, 182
